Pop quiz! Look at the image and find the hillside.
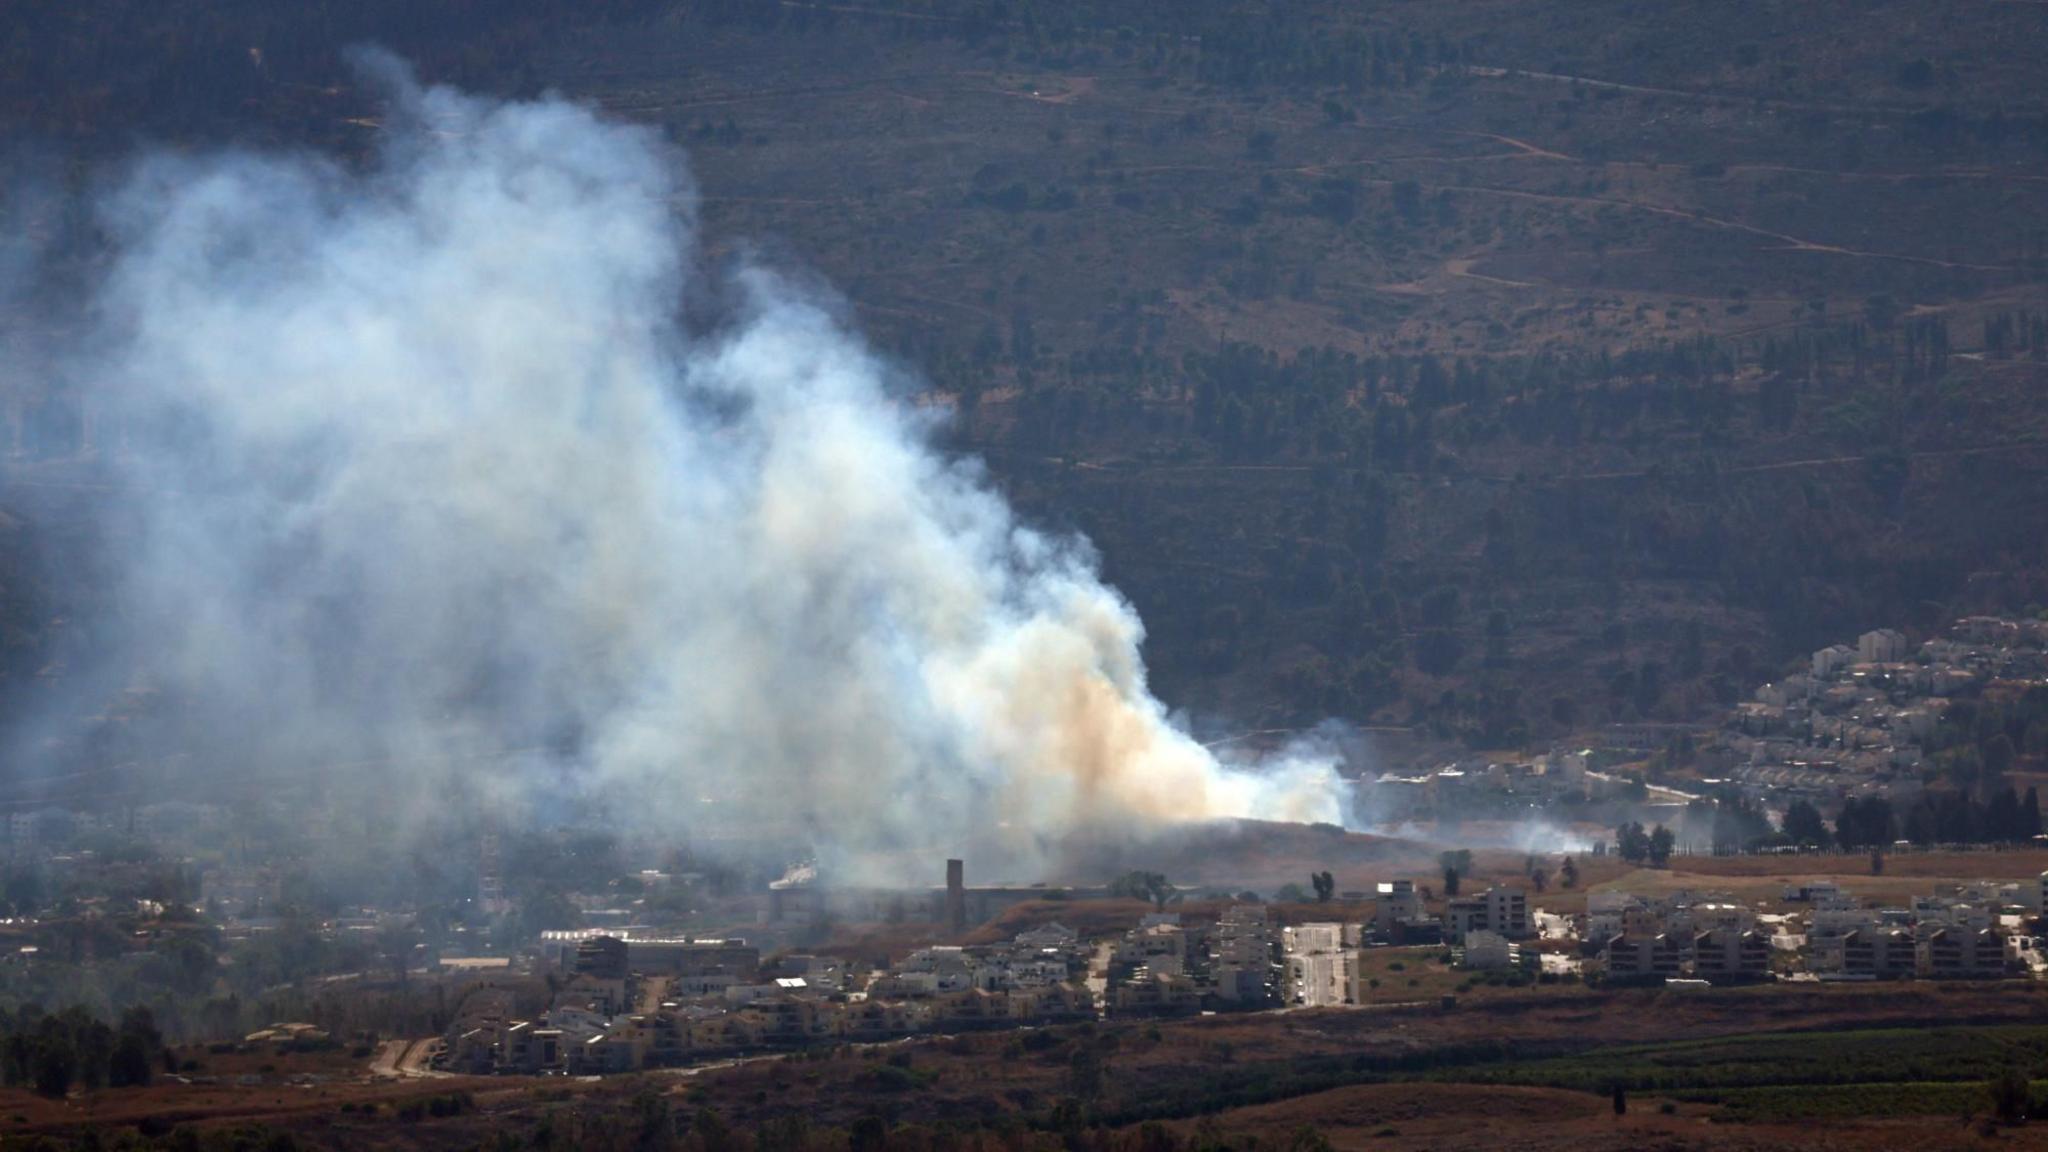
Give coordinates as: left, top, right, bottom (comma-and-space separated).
2, 0, 2047, 770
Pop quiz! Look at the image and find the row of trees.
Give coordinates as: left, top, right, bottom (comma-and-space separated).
1613, 821, 1677, 866
0, 1004, 166, 1099
1826, 787, 2045, 851
1656, 785, 2046, 856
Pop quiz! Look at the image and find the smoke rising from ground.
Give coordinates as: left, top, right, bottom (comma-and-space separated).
55, 60, 1352, 881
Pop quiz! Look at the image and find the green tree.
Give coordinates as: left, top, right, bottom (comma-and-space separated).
108, 1033, 152, 1089
849, 1115, 889, 1152
1310, 871, 1335, 902
694, 1108, 734, 1152
1438, 849, 1473, 875
1780, 800, 1832, 848
1677, 620, 1705, 679
32, 1038, 74, 1099
1647, 824, 1675, 867
1615, 822, 1650, 864
1109, 871, 1179, 911
1067, 1044, 1105, 1101
1288, 1126, 1334, 1152
1990, 1066, 2031, 1124
1834, 796, 1896, 849
1985, 733, 2017, 784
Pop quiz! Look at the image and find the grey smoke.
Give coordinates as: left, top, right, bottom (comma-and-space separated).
55, 60, 1352, 881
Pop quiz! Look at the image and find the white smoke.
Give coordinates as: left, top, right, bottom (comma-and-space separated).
64, 59, 1351, 880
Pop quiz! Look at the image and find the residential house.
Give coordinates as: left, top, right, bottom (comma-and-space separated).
1692, 928, 1770, 982
1461, 930, 1519, 971
1925, 928, 2005, 979
1605, 933, 1683, 979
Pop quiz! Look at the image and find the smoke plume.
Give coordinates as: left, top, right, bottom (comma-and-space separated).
51, 60, 1352, 880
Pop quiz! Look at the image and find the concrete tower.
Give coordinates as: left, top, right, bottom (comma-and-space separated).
945, 858, 966, 930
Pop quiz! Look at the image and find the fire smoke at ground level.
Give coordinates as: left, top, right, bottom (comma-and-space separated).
5, 54, 1355, 883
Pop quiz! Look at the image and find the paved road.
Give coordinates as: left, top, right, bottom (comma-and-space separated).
1086, 941, 1114, 1014
367, 1037, 451, 1080
366, 1039, 409, 1079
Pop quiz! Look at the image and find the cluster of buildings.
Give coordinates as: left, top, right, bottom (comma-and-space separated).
447, 857, 2048, 1076
1100, 904, 1283, 1013
1350, 616, 2046, 840
1233, 881, 1538, 1010
1282, 882, 1539, 1006
1567, 877, 2042, 983
450, 922, 1100, 1075
1722, 619, 2048, 807
1360, 743, 1710, 833
1580, 889, 1775, 982
1792, 878, 2036, 980
456, 881, 1552, 1074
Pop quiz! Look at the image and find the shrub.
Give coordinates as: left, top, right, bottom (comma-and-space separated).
1990, 1067, 2031, 1124
869, 1064, 917, 1092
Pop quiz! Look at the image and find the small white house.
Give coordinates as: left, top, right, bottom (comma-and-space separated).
1461, 931, 1519, 971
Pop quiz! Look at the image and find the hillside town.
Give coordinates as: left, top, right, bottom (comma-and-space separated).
436, 863, 2048, 1076
1, 616, 2045, 1081
1350, 615, 2048, 845
1721, 617, 2048, 810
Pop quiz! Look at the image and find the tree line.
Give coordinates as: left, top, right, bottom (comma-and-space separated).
0, 1004, 167, 1099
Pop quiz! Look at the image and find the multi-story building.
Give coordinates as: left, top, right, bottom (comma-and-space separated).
1373, 881, 1421, 934
1924, 928, 2006, 979
1112, 973, 1201, 1016
1692, 928, 1771, 981
1116, 923, 1188, 975
1210, 904, 1276, 1003
1605, 933, 1683, 979
1838, 928, 1916, 978
1461, 930, 1519, 971
1445, 887, 1530, 943
626, 938, 760, 981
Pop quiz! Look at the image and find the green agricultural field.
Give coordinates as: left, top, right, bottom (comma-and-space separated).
1429, 1024, 2048, 1118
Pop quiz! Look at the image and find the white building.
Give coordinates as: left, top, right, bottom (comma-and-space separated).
1911, 898, 1994, 933
1668, 902, 1755, 937
1373, 881, 1422, 932
1782, 881, 1849, 907
1812, 645, 1856, 679
1461, 930, 1519, 970
1808, 907, 1881, 940
1210, 904, 1275, 1002
1858, 629, 1908, 664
